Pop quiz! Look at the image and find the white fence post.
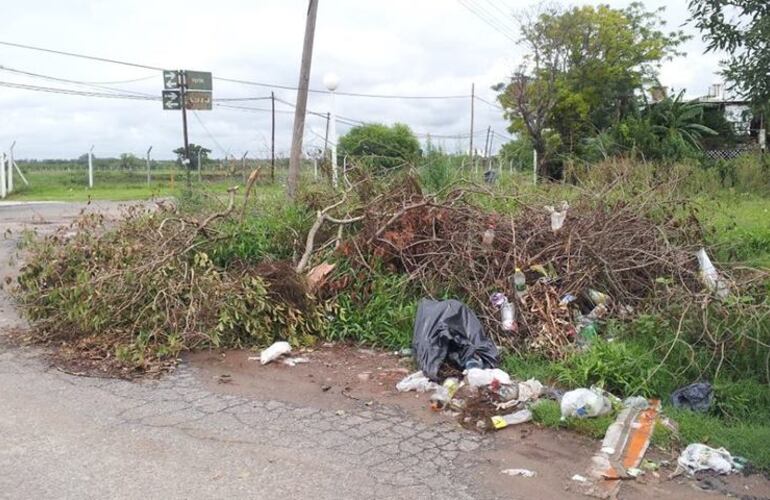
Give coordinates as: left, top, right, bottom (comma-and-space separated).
88, 145, 94, 188
0, 153, 6, 199
7, 141, 14, 193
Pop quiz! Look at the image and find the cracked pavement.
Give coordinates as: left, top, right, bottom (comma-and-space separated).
0, 343, 493, 499
0, 201, 500, 500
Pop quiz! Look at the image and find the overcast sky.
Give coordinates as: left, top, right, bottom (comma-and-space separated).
0, 0, 725, 160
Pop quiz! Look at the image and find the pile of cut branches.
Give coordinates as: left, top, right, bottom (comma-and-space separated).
15, 191, 325, 374
328, 176, 718, 357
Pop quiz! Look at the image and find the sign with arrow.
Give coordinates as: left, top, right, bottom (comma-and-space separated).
163, 70, 181, 90
162, 90, 182, 110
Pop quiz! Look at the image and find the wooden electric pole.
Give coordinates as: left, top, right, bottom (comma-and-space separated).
271, 91, 276, 183
287, 0, 319, 199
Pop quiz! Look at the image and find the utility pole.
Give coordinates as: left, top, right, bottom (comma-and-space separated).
146, 146, 153, 186
180, 72, 191, 188
487, 128, 494, 169
7, 140, 14, 193
88, 145, 94, 188
484, 126, 491, 158
469, 83, 475, 172
287, 0, 319, 199
271, 91, 276, 183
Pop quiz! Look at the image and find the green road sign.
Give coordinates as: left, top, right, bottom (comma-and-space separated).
184, 91, 213, 110
186, 71, 212, 91
163, 70, 181, 90
162, 90, 182, 110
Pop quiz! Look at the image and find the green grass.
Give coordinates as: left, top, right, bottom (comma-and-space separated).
703, 194, 770, 268
531, 399, 615, 439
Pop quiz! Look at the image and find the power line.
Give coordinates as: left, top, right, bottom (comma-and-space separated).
0, 64, 154, 97
192, 111, 229, 156
215, 75, 470, 100
0, 80, 159, 100
0, 40, 162, 70
0, 40, 472, 100
475, 94, 504, 111
456, 0, 518, 43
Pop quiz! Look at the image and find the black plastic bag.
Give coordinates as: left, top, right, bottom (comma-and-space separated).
412, 298, 499, 380
671, 382, 713, 412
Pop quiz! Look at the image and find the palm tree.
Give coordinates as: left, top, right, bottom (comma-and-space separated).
644, 91, 717, 150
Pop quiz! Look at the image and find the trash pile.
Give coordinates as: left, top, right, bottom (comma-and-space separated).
390, 296, 747, 493
347, 182, 711, 356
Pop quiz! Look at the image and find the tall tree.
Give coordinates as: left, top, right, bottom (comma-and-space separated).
496, 3, 687, 177
688, 1, 770, 106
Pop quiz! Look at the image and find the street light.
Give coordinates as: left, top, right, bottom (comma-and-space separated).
323, 72, 339, 188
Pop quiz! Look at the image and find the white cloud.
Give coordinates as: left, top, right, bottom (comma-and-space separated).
0, 0, 725, 159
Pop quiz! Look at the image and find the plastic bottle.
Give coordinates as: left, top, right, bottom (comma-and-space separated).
490, 292, 516, 331
430, 377, 460, 410
490, 408, 533, 429
513, 268, 527, 300
500, 300, 515, 331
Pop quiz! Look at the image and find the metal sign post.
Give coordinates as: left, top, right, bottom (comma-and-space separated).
162, 70, 212, 186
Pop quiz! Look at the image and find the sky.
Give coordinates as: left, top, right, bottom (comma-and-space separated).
0, 0, 726, 160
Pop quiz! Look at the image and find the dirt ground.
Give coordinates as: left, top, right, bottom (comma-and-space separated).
188, 344, 770, 500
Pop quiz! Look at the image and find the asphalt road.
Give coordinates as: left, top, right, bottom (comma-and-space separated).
0, 201, 499, 500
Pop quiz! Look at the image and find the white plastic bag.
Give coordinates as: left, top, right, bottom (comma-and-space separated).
465, 367, 512, 387
545, 201, 569, 231
396, 370, 440, 393
561, 388, 612, 419
517, 378, 544, 402
260, 341, 292, 365
697, 248, 729, 299
678, 443, 736, 475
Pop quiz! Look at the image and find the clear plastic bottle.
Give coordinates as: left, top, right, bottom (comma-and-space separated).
513, 268, 527, 300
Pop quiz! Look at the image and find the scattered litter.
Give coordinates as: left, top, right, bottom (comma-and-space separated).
465, 367, 512, 388
588, 400, 659, 499
641, 459, 660, 471
412, 298, 499, 380
490, 292, 517, 331
671, 382, 713, 412
587, 289, 609, 306
483, 170, 499, 184
560, 388, 612, 419
396, 348, 413, 357
513, 268, 528, 300
516, 379, 544, 402
501, 468, 536, 478
357, 372, 371, 382
545, 201, 569, 231
335, 410, 345, 416
491, 409, 532, 430
282, 357, 310, 367
623, 396, 649, 410
571, 474, 588, 483
321, 384, 332, 392
247, 356, 259, 361
559, 293, 576, 307
678, 443, 738, 475
481, 227, 495, 247
217, 374, 232, 384
396, 370, 440, 393
260, 341, 292, 365
430, 377, 460, 411
697, 248, 729, 298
